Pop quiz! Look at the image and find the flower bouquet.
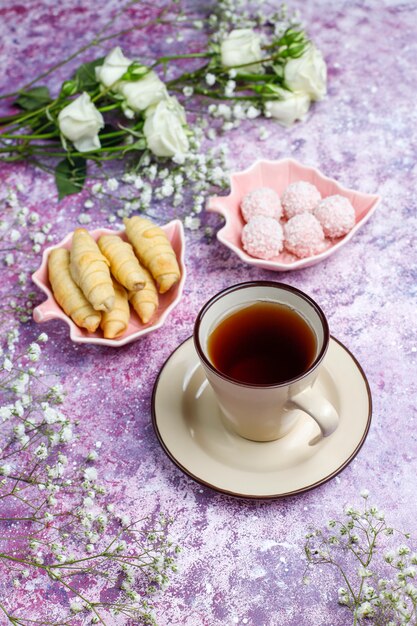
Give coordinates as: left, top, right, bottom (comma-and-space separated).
0, 6, 327, 200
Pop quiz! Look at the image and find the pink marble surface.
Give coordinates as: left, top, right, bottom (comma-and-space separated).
1, 1, 417, 624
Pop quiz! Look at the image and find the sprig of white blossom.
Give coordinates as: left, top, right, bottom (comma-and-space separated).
0, 329, 179, 625
304, 491, 417, 625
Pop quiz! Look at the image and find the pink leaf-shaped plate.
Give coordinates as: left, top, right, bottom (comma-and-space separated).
207, 158, 381, 271
32, 220, 186, 347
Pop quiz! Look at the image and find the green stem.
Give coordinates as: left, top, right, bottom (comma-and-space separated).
0, 132, 59, 140
155, 52, 214, 64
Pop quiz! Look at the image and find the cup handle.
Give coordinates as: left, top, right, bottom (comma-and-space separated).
289, 387, 339, 438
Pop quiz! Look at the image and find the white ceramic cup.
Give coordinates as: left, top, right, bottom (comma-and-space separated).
194, 281, 339, 442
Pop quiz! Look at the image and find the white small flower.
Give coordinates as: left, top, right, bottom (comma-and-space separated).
28, 343, 41, 362
91, 183, 103, 195
69, 600, 83, 614
246, 105, 261, 119
37, 333, 48, 343
84, 467, 98, 482
360, 488, 370, 498
44, 407, 58, 424
77, 213, 92, 224
0, 464, 12, 476
58, 92, 104, 152
205, 73, 216, 86
355, 601, 375, 619
87, 450, 98, 461
14, 423, 25, 438
225, 80, 236, 97
3, 358, 13, 372
184, 216, 201, 230
32, 231, 46, 244
34, 443, 48, 460
258, 126, 270, 141
60, 425, 73, 443
358, 566, 373, 578
182, 86, 194, 97
120, 514, 131, 528
4, 253, 14, 267
9, 229, 21, 242
0, 406, 12, 421
397, 545, 411, 556
107, 178, 119, 191
96, 513, 108, 528
13, 400, 24, 417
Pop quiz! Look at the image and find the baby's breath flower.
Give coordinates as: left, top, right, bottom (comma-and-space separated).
60, 425, 73, 443
0, 464, 12, 476
4, 253, 14, 266
34, 442, 48, 461
84, 467, 98, 482
78, 212, 92, 224
3, 357, 13, 372
28, 343, 41, 362
69, 600, 84, 614
355, 601, 375, 618
120, 514, 131, 528
107, 178, 119, 191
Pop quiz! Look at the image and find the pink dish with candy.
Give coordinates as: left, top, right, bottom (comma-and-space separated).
207, 158, 381, 272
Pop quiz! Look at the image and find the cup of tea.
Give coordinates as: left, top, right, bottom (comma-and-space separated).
193, 281, 339, 442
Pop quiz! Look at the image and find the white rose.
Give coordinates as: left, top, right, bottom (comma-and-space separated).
284, 45, 327, 101
58, 92, 104, 152
119, 71, 168, 112
143, 97, 189, 159
265, 89, 311, 127
95, 46, 132, 88
220, 29, 263, 73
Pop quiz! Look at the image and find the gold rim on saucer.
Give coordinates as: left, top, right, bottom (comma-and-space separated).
151, 336, 372, 499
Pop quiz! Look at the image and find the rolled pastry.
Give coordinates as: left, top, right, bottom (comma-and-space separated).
100, 280, 130, 339
123, 217, 180, 294
70, 228, 115, 312
48, 248, 101, 332
98, 234, 147, 292
128, 267, 159, 324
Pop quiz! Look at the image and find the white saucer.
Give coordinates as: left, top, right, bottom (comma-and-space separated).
152, 336, 372, 499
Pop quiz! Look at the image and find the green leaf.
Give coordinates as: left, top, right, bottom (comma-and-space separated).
15, 86, 52, 111
73, 58, 104, 92
55, 157, 87, 200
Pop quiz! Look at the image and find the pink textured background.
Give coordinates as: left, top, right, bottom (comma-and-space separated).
1, 1, 417, 624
